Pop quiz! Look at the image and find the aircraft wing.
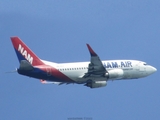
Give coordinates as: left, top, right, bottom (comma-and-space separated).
83, 44, 107, 78
40, 80, 73, 85
40, 79, 64, 85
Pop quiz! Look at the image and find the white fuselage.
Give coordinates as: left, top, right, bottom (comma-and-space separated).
11, 37, 157, 88
42, 60, 157, 83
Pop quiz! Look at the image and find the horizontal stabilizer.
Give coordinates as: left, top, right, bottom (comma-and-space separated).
19, 60, 34, 70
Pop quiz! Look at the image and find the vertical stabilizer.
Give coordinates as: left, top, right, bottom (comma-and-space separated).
11, 37, 44, 66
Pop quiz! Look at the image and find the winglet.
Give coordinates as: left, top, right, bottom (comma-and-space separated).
86, 44, 97, 56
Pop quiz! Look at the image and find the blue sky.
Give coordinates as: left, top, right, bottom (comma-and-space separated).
1, 0, 160, 120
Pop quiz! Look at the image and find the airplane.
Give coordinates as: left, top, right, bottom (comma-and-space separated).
10, 36, 157, 88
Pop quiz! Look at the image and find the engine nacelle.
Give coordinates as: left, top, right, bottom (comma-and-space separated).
105, 69, 124, 79
85, 81, 107, 88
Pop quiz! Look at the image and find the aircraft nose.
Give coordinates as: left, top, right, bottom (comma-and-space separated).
149, 66, 157, 74
152, 66, 157, 73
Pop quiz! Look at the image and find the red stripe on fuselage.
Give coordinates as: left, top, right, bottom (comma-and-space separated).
37, 65, 74, 82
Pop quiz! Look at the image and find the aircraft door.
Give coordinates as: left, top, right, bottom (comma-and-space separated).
136, 62, 146, 77
136, 62, 145, 72
46, 67, 52, 76
139, 66, 145, 72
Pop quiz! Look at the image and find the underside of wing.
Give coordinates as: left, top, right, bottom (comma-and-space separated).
40, 80, 72, 85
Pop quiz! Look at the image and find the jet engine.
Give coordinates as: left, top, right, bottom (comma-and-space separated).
105, 69, 124, 79
85, 81, 107, 88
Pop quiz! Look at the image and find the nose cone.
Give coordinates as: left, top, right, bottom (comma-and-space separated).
152, 66, 157, 73
148, 66, 157, 75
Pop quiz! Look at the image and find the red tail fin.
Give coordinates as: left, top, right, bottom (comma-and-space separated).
11, 36, 44, 66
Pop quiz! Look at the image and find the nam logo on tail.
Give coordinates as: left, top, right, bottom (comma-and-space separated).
18, 44, 33, 64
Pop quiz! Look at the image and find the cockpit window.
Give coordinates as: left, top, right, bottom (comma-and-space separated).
143, 63, 148, 66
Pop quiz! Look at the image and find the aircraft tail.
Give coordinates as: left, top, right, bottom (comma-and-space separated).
10, 36, 44, 66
